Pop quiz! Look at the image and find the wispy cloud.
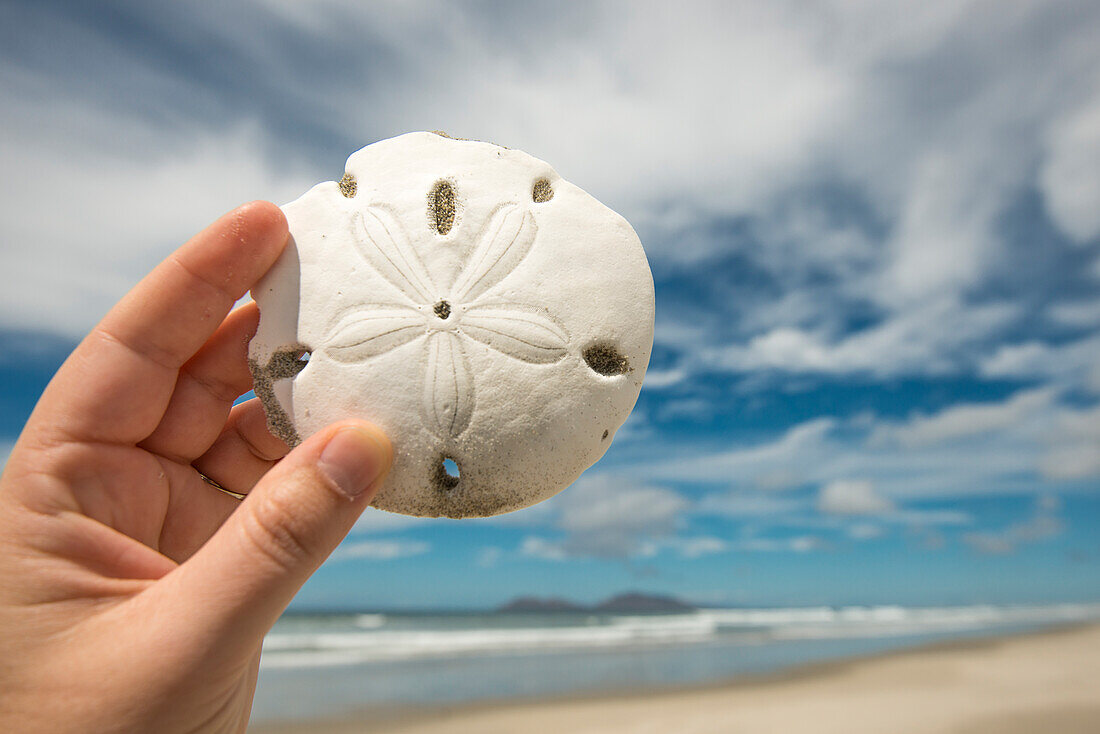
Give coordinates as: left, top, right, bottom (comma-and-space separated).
638, 385, 1100, 500
1040, 99, 1100, 243
332, 539, 431, 561
817, 480, 895, 516
980, 337, 1100, 394
648, 418, 835, 488
1038, 403, 1100, 480
520, 474, 688, 560
476, 546, 503, 568
661, 536, 729, 558
963, 496, 1064, 555
870, 388, 1057, 448
730, 535, 829, 553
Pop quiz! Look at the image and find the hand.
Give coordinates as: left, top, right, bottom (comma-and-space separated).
0, 202, 393, 733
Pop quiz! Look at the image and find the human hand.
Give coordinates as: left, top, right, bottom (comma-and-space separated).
0, 202, 392, 733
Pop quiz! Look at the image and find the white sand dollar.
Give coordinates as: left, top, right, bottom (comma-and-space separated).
249, 132, 654, 517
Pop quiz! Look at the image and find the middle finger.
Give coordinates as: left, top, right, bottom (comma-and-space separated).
139, 303, 260, 462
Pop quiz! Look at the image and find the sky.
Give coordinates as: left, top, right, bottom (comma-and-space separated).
1, 0, 1099, 610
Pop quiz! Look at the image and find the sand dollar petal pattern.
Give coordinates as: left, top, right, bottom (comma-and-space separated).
352, 206, 438, 304
460, 303, 569, 364
324, 305, 427, 363
422, 330, 475, 439
450, 205, 537, 303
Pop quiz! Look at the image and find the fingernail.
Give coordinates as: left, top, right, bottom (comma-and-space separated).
317, 425, 388, 499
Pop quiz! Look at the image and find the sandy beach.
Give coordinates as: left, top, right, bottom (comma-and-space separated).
250, 622, 1100, 734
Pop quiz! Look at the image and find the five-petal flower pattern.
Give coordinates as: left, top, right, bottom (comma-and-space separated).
323, 202, 569, 438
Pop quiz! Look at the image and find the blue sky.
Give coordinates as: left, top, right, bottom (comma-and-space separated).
1, 0, 1099, 610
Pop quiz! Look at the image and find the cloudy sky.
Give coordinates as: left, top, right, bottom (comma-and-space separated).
1, 0, 1099, 609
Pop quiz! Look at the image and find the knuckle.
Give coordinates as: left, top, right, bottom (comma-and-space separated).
185, 367, 243, 404
240, 487, 318, 570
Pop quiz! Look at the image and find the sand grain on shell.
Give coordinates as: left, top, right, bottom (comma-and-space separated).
249, 353, 304, 447
583, 344, 630, 376
339, 173, 357, 198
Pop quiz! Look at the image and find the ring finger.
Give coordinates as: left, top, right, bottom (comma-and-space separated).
191, 398, 290, 494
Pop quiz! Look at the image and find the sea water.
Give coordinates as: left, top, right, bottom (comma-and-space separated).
250, 602, 1100, 723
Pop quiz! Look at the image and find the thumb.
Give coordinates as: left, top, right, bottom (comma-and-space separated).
154, 420, 392, 654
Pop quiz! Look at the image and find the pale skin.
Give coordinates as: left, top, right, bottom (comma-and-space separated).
0, 202, 393, 733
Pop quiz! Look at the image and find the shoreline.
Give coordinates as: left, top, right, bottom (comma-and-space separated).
248, 622, 1100, 733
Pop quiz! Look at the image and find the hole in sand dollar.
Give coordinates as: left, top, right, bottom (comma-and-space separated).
433, 300, 452, 320
428, 179, 456, 234
532, 178, 554, 203
583, 342, 630, 376
433, 455, 461, 491
339, 173, 357, 198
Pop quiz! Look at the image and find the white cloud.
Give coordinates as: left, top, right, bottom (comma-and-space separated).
818, 480, 894, 515
0, 92, 316, 336
1039, 402, 1100, 480
332, 539, 430, 561
866, 386, 1100, 484
981, 336, 1100, 394
1047, 299, 1100, 328
697, 492, 806, 518
555, 475, 687, 558
848, 523, 884, 540
880, 151, 1005, 306
963, 496, 1064, 554
352, 508, 436, 534
1040, 94, 1100, 243
980, 342, 1054, 377
731, 535, 827, 553
636, 386, 1100, 504
520, 536, 568, 562
648, 418, 834, 486
557, 476, 685, 536
889, 509, 971, 527
642, 368, 688, 390
476, 546, 503, 568
707, 298, 1019, 379
874, 388, 1056, 447
962, 533, 1015, 555
662, 536, 729, 558
656, 398, 716, 422
518, 473, 701, 560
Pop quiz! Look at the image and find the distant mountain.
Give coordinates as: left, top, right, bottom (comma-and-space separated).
498, 596, 586, 612
592, 592, 695, 613
498, 592, 694, 613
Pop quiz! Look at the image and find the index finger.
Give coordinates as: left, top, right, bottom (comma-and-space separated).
27, 201, 288, 446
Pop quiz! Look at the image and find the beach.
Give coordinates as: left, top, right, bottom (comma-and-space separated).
250, 622, 1100, 734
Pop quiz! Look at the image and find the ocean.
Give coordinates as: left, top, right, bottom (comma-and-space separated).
251, 602, 1100, 723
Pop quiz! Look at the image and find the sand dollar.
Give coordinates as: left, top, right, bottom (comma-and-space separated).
249, 132, 654, 517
